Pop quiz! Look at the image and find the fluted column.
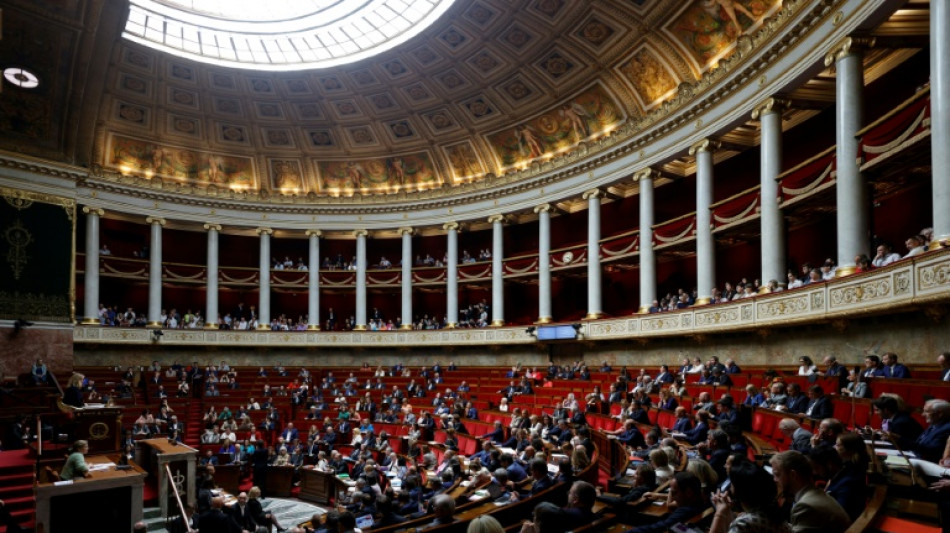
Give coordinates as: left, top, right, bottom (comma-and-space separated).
354, 229, 368, 330
690, 138, 720, 304
635, 169, 657, 313
306, 230, 322, 330
535, 204, 553, 323
444, 222, 459, 328
399, 227, 414, 329
933, 0, 950, 248
81, 207, 104, 324
584, 189, 603, 319
256, 227, 273, 329
753, 98, 789, 291
146, 216, 165, 327
204, 223, 221, 329
826, 37, 872, 275
488, 215, 505, 326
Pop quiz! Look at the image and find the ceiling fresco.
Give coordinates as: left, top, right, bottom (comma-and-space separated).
0, 0, 788, 199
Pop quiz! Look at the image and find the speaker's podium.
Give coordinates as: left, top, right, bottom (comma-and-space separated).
56, 400, 123, 454
35, 455, 147, 533
135, 438, 198, 518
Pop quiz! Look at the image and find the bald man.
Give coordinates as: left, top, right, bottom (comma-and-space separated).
197, 496, 244, 533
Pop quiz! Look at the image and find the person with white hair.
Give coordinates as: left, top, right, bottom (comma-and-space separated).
915, 399, 950, 462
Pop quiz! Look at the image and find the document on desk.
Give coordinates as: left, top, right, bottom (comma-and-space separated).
88, 463, 116, 472
875, 448, 917, 457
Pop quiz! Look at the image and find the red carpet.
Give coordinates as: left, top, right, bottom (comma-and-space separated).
0, 449, 35, 533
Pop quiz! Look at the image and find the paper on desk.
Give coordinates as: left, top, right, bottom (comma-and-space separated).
875, 448, 917, 457
88, 463, 116, 471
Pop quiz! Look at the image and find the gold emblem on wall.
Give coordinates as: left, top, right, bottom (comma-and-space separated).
4, 219, 32, 280
89, 422, 110, 440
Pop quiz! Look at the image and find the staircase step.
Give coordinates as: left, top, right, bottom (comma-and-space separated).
0, 472, 33, 484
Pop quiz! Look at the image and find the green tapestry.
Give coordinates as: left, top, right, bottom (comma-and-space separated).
0, 189, 74, 322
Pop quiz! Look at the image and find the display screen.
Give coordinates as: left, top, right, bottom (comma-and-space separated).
535, 325, 578, 341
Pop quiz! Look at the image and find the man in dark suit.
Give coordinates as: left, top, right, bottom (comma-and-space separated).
624, 472, 710, 533
938, 352, 950, 381
561, 481, 596, 530
804, 385, 834, 420
671, 407, 693, 434
227, 492, 257, 531
881, 352, 912, 378
197, 496, 243, 533
700, 429, 731, 484
914, 399, 950, 462
682, 411, 710, 445
654, 365, 674, 384
873, 395, 923, 452
769, 451, 851, 533
480, 421, 506, 444
778, 418, 813, 453
785, 383, 809, 414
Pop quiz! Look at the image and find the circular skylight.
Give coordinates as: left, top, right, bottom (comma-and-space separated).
123, 0, 457, 71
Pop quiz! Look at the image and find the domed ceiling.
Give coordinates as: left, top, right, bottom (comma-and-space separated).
0, 0, 785, 200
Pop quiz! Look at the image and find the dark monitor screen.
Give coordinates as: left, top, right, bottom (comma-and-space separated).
536, 325, 577, 341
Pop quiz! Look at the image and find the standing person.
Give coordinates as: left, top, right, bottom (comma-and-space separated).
60, 440, 91, 480
63, 373, 85, 408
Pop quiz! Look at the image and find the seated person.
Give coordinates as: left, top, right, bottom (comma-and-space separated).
623, 472, 710, 533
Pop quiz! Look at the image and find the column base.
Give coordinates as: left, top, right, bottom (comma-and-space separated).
80, 318, 100, 325
835, 265, 858, 277
354, 325, 368, 331
204, 323, 219, 330
399, 324, 414, 330
307, 324, 321, 331
757, 287, 772, 295
536, 316, 553, 324
585, 312, 603, 320
490, 320, 505, 327
637, 305, 652, 314
146, 321, 163, 328
694, 297, 711, 306
445, 323, 458, 329
256, 324, 271, 331
930, 235, 950, 250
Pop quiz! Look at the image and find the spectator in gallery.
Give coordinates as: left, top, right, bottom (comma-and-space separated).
872, 242, 902, 267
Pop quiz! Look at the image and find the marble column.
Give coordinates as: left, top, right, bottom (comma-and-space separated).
933, 0, 950, 248
306, 230, 322, 330
635, 169, 657, 313
354, 229, 368, 330
146, 216, 165, 327
444, 222, 459, 328
81, 207, 103, 324
753, 98, 789, 291
256, 227, 272, 329
535, 204, 553, 323
488, 215, 505, 326
826, 37, 871, 275
204, 223, 221, 329
690, 138, 720, 304
399, 227, 414, 329
583, 189, 603, 319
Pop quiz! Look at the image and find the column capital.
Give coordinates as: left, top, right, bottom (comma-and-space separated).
82, 206, 104, 216
256, 227, 273, 236
751, 97, 791, 120
146, 216, 166, 226
633, 168, 660, 182
398, 227, 414, 236
203, 223, 222, 232
688, 138, 720, 156
824, 36, 876, 66
487, 214, 505, 224
442, 221, 459, 232
353, 229, 369, 238
305, 229, 323, 238
533, 203, 552, 214
582, 188, 602, 200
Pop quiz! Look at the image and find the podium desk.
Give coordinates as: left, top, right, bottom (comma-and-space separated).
214, 464, 243, 495
299, 468, 345, 504
136, 438, 197, 517
265, 465, 295, 497
35, 454, 146, 533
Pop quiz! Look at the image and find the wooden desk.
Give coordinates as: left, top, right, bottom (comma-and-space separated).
35, 454, 146, 533
135, 438, 197, 517
265, 465, 295, 497
299, 467, 344, 504
214, 464, 243, 495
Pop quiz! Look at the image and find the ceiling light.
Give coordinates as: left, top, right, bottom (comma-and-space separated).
3, 68, 40, 89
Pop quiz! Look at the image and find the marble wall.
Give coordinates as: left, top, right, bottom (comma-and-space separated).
0, 324, 74, 380
72, 309, 949, 370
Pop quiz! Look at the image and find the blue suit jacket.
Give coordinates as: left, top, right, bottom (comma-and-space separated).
786, 395, 809, 414
684, 422, 708, 445
672, 417, 692, 433
914, 420, 950, 462
883, 364, 911, 379
804, 397, 833, 420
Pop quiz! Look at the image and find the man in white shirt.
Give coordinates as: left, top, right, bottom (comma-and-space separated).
872, 243, 901, 267
904, 235, 928, 258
